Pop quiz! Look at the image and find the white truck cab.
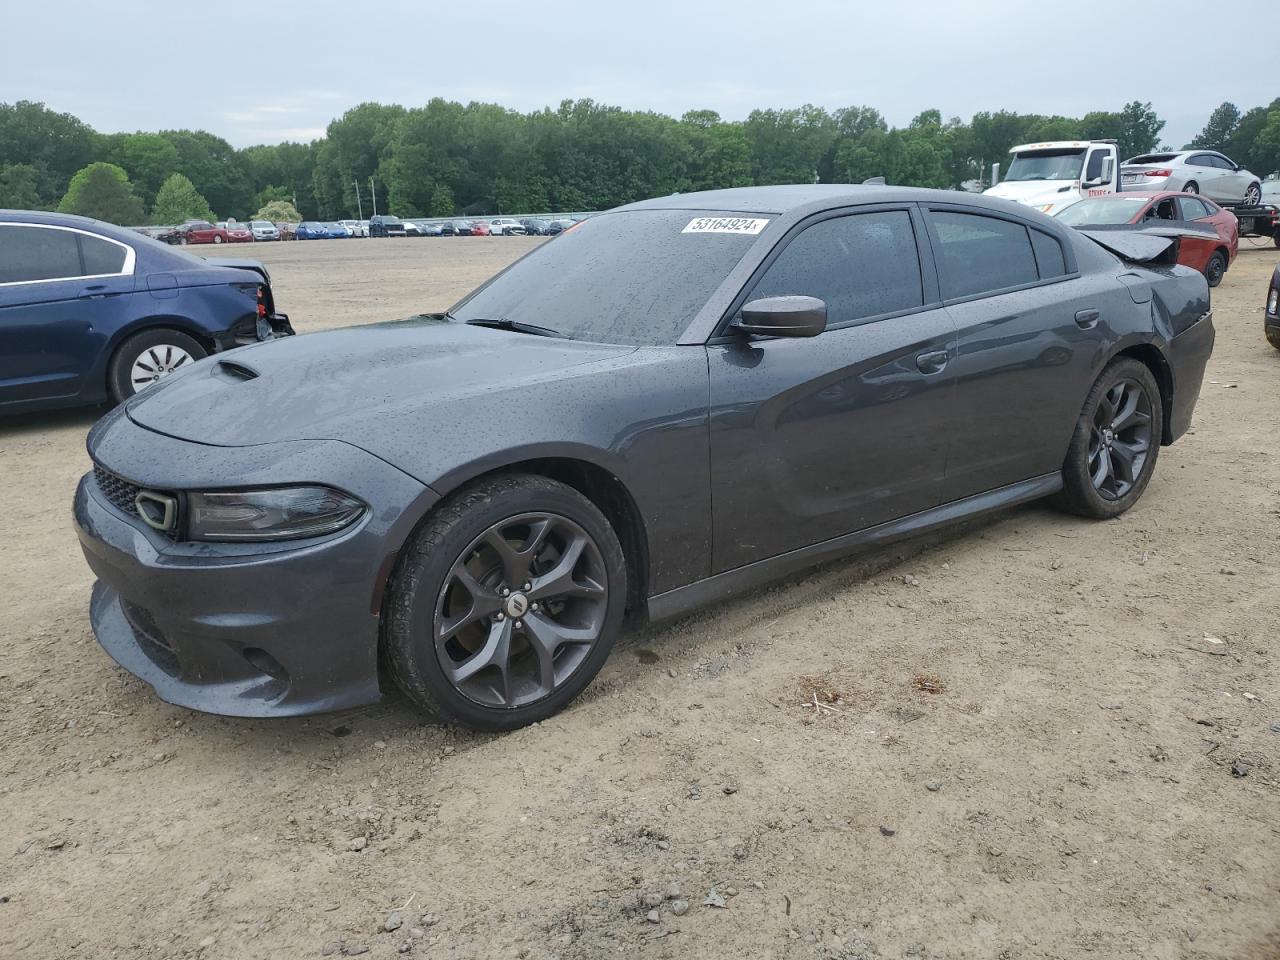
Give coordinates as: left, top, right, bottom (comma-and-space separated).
984, 140, 1120, 217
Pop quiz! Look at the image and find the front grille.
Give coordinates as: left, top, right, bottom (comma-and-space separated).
94, 464, 141, 516
92, 464, 179, 540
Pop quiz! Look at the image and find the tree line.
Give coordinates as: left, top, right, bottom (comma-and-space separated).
2, 97, 1278, 225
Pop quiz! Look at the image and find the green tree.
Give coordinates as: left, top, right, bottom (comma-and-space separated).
159, 129, 253, 218
253, 199, 301, 222
428, 184, 454, 216
1187, 103, 1240, 151
102, 132, 181, 209
57, 162, 144, 223
0, 100, 97, 208
151, 173, 215, 224
0, 163, 41, 208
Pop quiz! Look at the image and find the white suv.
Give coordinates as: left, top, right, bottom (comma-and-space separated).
488, 218, 527, 236
249, 221, 279, 241
339, 219, 367, 238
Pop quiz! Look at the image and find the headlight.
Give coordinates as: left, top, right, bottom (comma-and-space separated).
1037, 203, 1056, 214
1268, 286, 1279, 317
187, 486, 365, 542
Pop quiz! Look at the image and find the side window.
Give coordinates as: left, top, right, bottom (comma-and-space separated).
0, 225, 83, 284
1186, 154, 1209, 168
80, 234, 129, 275
1030, 229, 1067, 279
1084, 150, 1105, 181
928, 211, 1039, 299
1178, 197, 1205, 219
748, 211, 923, 326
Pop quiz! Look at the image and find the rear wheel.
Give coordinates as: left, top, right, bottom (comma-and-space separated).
384, 474, 626, 731
108, 329, 207, 403
1054, 358, 1162, 520
1182, 181, 1199, 194
1204, 251, 1228, 287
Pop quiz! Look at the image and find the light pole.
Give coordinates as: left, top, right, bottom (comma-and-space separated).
353, 179, 364, 221
369, 177, 377, 217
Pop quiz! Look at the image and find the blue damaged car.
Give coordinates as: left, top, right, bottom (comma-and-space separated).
0, 210, 292, 414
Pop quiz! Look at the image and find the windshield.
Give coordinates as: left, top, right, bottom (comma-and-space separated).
1055, 197, 1150, 225
451, 209, 766, 346
1004, 148, 1086, 182
1126, 153, 1178, 165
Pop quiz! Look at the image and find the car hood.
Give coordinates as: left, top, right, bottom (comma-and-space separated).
983, 180, 1083, 212
126, 316, 636, 449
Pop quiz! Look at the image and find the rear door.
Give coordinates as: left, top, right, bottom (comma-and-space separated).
923, 205, 1111, 499
1185, 154, 1226, 199
0, 224, 136, 405
707, 205, 956, 572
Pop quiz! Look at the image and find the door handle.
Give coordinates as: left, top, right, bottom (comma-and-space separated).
1074, 308, 1100, 329
915, 350, 950, 374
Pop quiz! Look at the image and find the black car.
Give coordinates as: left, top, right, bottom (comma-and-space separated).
452, 220, 474, 236
1, 210, 292, 414
438, 221, 457, 237
75, 185, 1213, 731
1266, 264, 1279, 350
544, 218, 575, 236
368, 215, 406, 238
521, 218, 550, 236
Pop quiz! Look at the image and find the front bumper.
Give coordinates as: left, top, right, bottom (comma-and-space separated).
74, 411, 437, 717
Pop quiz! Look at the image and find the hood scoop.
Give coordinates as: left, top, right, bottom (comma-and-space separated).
215, 359, 260, 382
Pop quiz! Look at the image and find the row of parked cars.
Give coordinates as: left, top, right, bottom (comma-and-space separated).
364, 214, 581, 238
138, 214, 586, 246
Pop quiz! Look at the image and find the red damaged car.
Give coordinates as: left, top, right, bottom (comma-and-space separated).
1057, 191, 1238, 287
223, 222, 254, 243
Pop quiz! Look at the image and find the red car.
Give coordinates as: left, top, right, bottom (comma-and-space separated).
469, 221, 492, 236
223, 222, 254, 243
161, 220, 233, 246
1057, 191, 1238, 287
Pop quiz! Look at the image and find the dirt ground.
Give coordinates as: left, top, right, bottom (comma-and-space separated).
2, 235, 1278, 960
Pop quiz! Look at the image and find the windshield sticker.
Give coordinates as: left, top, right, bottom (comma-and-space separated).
682, 217, 770, 235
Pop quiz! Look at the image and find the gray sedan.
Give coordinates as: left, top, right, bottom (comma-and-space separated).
1121, 150, 1262, 206
75, 185, 1215, 731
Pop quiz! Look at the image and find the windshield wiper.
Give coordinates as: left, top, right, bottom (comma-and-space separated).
464, 317, 567, 338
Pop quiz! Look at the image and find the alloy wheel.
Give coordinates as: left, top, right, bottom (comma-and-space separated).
1182, 181, 1198, 194
433, 512, 608, 708
130, 344, 194, 391
1244, 184, 1261, 206
1088, 378, 1153, 500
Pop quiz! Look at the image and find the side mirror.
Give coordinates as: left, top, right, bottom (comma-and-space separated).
735, 296, 827, 338
1102, 157, 1114, 183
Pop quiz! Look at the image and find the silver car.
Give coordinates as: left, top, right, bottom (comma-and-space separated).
1121, 150, 1262, 206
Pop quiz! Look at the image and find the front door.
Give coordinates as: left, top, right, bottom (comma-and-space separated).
707, 206, 956, 573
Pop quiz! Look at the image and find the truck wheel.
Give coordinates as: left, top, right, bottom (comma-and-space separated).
109, 329, 207, 403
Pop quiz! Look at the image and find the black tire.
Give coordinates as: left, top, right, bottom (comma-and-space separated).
1205, 250, 1228, 288
213, 235, 223, 244
1272, 232, 1279, 249
1182, 181, 1199, 195
384, 474, 627, 731
1053, 358, 1163, 520
1267, 327, 1280, 351
108, 329, 207, 403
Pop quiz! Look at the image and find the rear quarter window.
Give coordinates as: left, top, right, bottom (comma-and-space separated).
928, 211, 1040, 300
80, 234, 128, 275
1030, 229, 1067, 278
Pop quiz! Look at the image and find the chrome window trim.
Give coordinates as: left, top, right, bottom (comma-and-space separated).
0, 222, 137, 288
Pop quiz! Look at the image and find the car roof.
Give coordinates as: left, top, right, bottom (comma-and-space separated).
0, 208, 138, 237
614, 184, 1024, 217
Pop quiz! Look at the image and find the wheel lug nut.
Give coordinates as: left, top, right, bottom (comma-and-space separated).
531, 602, 539, 611
523, 582, 531, 591
501, 587, 510, 597
514, 620, 524, 630
496, 612, 505, 621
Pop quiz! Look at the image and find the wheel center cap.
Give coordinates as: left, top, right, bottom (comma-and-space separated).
505, 593, 529, 618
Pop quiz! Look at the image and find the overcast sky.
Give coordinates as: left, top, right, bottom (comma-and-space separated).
5, 0, 1277, 150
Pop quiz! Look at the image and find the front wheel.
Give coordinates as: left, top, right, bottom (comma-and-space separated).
213, 235, 223, 244
108, 329, 207, 403
1204, 250, 1228, 288
1244, 183, 1261, 206
1053, 358, 1163, 520
1267, 327, 1280, 351
384, 474, 627, 731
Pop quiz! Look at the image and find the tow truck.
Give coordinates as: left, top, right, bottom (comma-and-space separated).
984, 140, 1121, 217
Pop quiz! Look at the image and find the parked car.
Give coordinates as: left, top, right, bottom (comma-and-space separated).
470, 221, 493, 236
295, 221, 329, 240
324, 222, 349, 239
339, 219, 366, 238
408, 220, 443, 237
544, 219, 575, 235
368, 215, 406, 237
452, 220, 475, 236
1120, 151, 1262, 206
403, 220, 427, 237
0, 210, 293, 414
488, 218, 527, 236
438, 220, 457, 237
1267, 263, 1280, 350
521, 218, 550, 236
73, 185, 1213, 731
224, 222, 254, 243
249, 221, 279, 241
1056, 191, 1239, 286
275, 222, 297, 241
160, 221, 232, 246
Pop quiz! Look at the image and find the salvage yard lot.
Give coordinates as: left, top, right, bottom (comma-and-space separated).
1, 238, 1278, 960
